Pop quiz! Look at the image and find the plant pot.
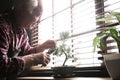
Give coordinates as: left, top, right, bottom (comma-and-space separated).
52, 66, 75, 77
103, 54, 120, 80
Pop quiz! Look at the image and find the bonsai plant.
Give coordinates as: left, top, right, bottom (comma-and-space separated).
93, 11, 120, 79
48, 31, 75, 77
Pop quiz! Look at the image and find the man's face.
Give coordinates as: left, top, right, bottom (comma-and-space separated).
23, 5, 42, 28
15, 0, 42, 29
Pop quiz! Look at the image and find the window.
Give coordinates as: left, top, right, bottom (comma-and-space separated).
29, 0, 120, 68
36, 0, 101, 67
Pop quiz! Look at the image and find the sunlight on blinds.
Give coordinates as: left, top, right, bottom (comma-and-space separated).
38, 0, 53, 43
37, 0, 103, 67
105, 0, 120, 12
72, 0, 96, 33
71, 0, 101, 67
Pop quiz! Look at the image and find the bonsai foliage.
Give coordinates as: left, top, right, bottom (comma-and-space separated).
93, 11, 120, 53
49, 31, 73, 66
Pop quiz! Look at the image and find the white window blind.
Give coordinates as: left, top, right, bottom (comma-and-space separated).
36, 0, 101, 68
29, 0, 120, 68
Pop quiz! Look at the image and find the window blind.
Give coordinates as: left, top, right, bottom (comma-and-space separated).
29, 0, 120, 68
27, 26, 39, 47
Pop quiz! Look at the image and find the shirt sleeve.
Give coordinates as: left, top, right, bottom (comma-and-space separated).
0, 25, 24, 77
19, 29, 36, 56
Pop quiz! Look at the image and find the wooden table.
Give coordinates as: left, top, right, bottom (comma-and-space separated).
17, 77, 111, 80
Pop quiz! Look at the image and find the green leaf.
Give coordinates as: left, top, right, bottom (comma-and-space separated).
109, 28, 120, 41
97, 17, 115, 22
99, 38, 106, 51
93, 31, 108, 52
60, 31, 70, 40
93, 36, 100, 52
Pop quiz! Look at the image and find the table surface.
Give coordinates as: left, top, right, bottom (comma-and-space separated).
17, 77, 111, 80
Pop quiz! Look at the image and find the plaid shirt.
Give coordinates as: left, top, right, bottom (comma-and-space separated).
0, 13, 35, 78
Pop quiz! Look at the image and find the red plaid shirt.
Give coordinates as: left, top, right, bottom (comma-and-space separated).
0, 13, 35, 78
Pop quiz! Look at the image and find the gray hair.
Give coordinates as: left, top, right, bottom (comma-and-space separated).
13, 0, 42, 14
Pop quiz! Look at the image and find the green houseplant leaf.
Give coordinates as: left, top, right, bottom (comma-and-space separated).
93, 32, 107, 52
93, 36, 100, 52
93, 11, 120, 53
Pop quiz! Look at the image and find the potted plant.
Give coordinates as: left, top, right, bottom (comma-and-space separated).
93, 11, 120, 79
48, 31, 76, 77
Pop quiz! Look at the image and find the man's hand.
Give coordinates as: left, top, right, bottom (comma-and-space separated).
22, 52, 51, 69
36, 40, 56, 52
34, 53, 51, 66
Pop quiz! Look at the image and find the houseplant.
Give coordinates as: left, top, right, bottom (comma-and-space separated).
48, 31, 76, 77
93, 11, 120, 79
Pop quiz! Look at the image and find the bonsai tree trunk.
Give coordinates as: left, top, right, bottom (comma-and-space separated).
62, 49, 68, 66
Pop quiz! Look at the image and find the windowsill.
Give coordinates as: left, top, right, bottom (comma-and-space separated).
19, 66, 109, 77
17, 77, 111, 80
